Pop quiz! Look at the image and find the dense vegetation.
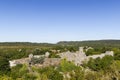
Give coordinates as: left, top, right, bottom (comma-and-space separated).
0, 40, 120, 80
0, 56, 120, 80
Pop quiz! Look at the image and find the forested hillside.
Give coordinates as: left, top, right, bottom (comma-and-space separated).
0, 42, 55, 47
57, 40, 120, 47
1, 40, 120, 47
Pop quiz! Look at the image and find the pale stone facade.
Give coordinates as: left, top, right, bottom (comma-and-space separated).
9, 58, 29, 67
58, 47, 87, 65
59, 47, 114, 66
43, 58, 61, 67
9, 52, 50, 67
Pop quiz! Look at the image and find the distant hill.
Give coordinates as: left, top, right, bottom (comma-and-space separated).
57, 40, 120, 47
0, 40, 120, 48
0, 42, 55, 47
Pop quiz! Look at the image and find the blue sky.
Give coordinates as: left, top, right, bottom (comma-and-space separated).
0, 0, 120, 43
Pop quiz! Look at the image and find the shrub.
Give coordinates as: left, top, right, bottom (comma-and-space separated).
0, 56, 10, 75
58, 59, 78, 72
114, 52, 120, 60
70, 67, 84, 80
49, 53, 60, 58
49, 70, 63, 80
87, 55, 114, 71
0, 75, 13, 80
31, 57, 45, 64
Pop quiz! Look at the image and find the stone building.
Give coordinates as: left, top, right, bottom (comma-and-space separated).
59, 47, 114, 66
9, 52, 50, 67
58, 47, 87, 65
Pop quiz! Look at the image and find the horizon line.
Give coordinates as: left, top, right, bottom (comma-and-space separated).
0, 39, 120, 44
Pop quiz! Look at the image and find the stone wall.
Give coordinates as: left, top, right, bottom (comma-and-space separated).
86, 51, 114, 60
59, 47, 87, 65
9, 58, 29, 67
43, 58, 61, 67
59, 47, 114, 66
9, 47, 114, 67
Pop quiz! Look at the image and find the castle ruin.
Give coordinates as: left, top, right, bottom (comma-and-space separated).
9, 47, 114, 67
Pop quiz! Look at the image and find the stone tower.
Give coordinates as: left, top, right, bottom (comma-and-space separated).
45, 52, 50, 58
79, 47, 84, 53
79, 47, 86, 57
29, 54, 33, 62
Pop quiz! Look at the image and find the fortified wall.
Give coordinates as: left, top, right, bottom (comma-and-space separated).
9, 47, 114, 67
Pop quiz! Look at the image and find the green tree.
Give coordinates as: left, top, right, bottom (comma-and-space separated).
31, 57, 45, 64
87, 55, 114, 71
70, 67, 84, 80
86, 49, 92, 56
58, 59, 78, 72
49, 70, 63, 80
0, 75, 13, 80
49, 53, 60, 58
0, 56, 10, 75
114, 52, 120, 60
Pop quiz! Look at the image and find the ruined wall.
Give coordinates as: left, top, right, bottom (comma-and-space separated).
9, 47, 114, 67
59, 47, 87, 65
9, 58, 29, 67
59, 47, 114, 66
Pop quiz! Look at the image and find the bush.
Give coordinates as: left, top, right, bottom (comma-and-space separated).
31, 57, 45, 64
86, 55, 114, 71
70, 67, 84, 80
0, 75, 13, 80
49, 70, 63, 80
0, 56, 10, 75
23, 73, 37, 80
58, 59, 79, 72
10, 64, 29, 79
49, 53, 60, 58
37, 66, 63, 80
86, 49, 101, 56
114, 52, 120, 60
85, 71, 102, 80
